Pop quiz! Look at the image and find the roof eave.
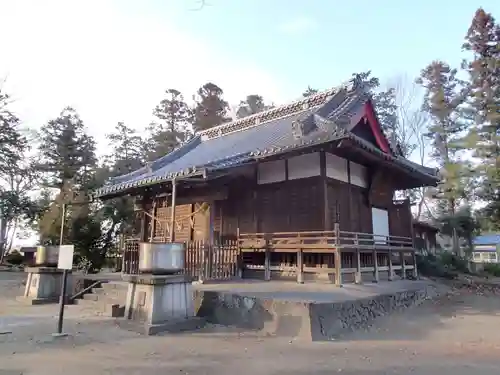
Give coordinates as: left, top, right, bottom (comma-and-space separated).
93, 169, 207, 200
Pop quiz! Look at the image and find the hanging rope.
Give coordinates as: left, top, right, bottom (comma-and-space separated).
143, 202, 209, 236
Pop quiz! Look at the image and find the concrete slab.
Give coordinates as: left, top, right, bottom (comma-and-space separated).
194, 279, 435, 303
194, 279, 441, 341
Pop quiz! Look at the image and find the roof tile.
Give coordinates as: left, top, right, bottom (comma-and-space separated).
95, 79, 438, 198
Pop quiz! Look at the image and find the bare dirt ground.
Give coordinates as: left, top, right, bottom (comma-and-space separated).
1, 271, 500, 375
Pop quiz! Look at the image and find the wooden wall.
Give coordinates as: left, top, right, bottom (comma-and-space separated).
214, 177, 324, 239
144, 150, 414, 242
213, 158, 413, 239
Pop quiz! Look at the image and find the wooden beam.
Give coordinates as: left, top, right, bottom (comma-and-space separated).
334, 223, 342, 286
373, 250, 379, 283
297, 248, 304, 284
400, 251, 406, 279
388, 251, 394, 281
412, 252, 418, 279
355, 249, 362, 284
169, 179, 177, 242
149, 200, 157, 242
320, 151, 330, 231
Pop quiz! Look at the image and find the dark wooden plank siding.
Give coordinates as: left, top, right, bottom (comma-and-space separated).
153, 203, 193, 241
326, 179, 352, 231
389, 200, 412, 238
216, 168, 410, 238
286, 179, 323, 232
193, 203, 209, 241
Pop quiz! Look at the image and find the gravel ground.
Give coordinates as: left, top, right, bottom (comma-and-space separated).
1, 271, 500, 375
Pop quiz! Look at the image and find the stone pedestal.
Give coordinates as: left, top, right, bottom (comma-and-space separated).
19, 267, 73, 305
120, 274, 204, 335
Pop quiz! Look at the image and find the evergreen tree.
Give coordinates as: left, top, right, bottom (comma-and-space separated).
352, 71, 399, 138
192, 82, 230, 132
106, 122, 144, 174
0, 89, 27, 174
236, 94, 273, 119
461, 8, 500, 230
37, 107, 97, 189
146, 88, 192, 161
0, 88, 34, 262
100, 122, 147, 251
37, 107, 101, 269
416, 61, 468, 215
302, 86, 318, 97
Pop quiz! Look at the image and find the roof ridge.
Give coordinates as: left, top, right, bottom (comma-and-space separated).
198, 80, 356, 141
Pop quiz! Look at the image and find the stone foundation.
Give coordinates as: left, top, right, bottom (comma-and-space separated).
119, 274, 204, 335
194, 284, 439, 341
18, 267, 74, 305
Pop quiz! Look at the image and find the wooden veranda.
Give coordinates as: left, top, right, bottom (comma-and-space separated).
121, 224, 417, 284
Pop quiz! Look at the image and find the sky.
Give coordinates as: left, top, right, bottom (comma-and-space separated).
1, 0, 497, 246
1, 0, 498, 157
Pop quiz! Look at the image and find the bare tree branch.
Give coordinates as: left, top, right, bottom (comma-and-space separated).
385, 74, 432, 220
190, 0, 211, 11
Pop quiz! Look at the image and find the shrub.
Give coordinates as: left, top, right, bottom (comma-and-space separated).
5, 251, 24, 265
439, 252, 469, 273
416, 253, 458, 279
483, 263, 500, 277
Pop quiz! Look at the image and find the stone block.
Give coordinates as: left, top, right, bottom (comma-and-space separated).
120, 274, 202, 335
18, 267, 74, 305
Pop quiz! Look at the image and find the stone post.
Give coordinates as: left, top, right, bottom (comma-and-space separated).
120, 274, 204, 335
19, 267, 73, 305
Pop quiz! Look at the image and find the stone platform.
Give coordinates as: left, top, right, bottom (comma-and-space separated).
194, 279, 440, 341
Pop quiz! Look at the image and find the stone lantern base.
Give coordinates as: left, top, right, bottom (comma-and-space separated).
18, 267, 73, 305
119, 274, 204, 335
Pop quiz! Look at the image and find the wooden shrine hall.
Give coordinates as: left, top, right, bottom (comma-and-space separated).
94, 78, 439, 285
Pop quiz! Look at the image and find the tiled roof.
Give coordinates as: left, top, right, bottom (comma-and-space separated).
94, 79, 439, 198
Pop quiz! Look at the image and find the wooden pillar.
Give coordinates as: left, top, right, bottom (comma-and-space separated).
264, 236, 271, 281
320, 151, 331, 231
149, 200, 157, 242
236, 228, 243, 279
355, 249, 362, 284
400, 251, 406, 279
372, 249, 379, 283
334, 223, 342, 286
388, 251, 394, 281
296, 249, 304, 284
169, 179, 177, 242
412, 251, 418, 279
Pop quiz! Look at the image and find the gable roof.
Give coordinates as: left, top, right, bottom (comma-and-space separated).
95, 79, 439, 198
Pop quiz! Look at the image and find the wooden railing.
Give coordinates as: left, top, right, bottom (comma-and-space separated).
238, 228, 414, 253
237, 226, 416, 285
121, 227, 417, 284
122, 239, 240, 281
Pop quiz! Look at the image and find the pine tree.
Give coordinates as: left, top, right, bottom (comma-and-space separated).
0, 88, 33, 261
192, 82, 230, 132
106, 122, 144, 174
416, 61, 468, 216
236, 94, 273, 118
302, 86, 318, 97
0, 89, 27, 174
37, 107, 97, 189
461, 8, 500, 230
352, 71, 399, 138
146, 88, 192, 161
37, 107, 99, 256
101, 122, 146, 246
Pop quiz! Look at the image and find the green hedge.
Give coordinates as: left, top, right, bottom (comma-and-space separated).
483, 263, 500, 277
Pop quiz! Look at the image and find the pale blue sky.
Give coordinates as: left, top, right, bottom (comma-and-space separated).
149, 0, 499, 96
0, 0, 498, 144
